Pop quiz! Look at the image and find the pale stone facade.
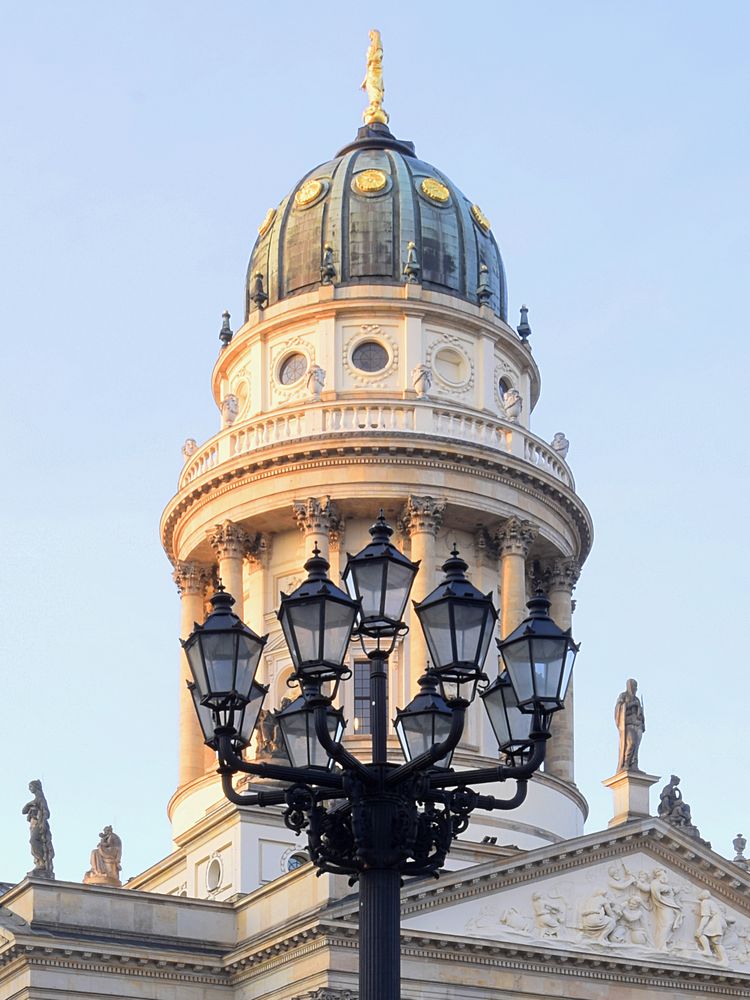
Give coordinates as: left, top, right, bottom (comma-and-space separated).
2, 70, 742, 1000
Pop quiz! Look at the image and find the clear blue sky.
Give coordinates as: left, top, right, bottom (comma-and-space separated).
1, 1, 748, 882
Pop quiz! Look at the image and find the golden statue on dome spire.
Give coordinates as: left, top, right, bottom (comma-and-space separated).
361, 29, 389, 125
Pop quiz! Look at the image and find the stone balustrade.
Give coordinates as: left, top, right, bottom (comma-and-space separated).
179, 401, 573, 490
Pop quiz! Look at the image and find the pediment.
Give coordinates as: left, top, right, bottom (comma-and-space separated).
401, 820, 750, 975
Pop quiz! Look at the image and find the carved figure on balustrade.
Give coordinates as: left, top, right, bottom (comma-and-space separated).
614, 678, 645, 771
551, 431, 569, 459
307, 364, 326, 400
695, 890, 728, 962
502, 387, 522, 423
256, 700, 291, 758
83, 825, 122, 886
532, 891, 565, 938
658, 774, 706, 841
22, 780, 54, 879
411, 364, 432, 398
182, 438, 198, 460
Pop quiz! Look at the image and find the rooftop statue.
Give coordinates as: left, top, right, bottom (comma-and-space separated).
22, 780, 54, 879
614, 678, 645, 771
83, 825, 122, 887
658, 775, 708, 843
361, 29, 388, 126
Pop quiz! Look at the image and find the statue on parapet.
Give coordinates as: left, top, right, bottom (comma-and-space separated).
256, 698, 293, 758
22, 780, 54, 879
614, 678, 645, 771
658, 775, 708, 843
83, 826, 122, 887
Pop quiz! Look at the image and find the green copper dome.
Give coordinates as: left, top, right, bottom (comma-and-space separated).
246, 124, 508, 321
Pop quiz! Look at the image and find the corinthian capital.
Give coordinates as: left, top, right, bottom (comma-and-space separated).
172, 561, 210, 597
293, 496, 342, 536
399, 495, 446, 536
541, 558, 581, 594
207, 520, 250, 561
495, 516, 536, 558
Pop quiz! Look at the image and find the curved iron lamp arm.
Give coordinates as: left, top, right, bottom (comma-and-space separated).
384, 702, 467, 787
428, 730, 548, 788
216, 730, 344, 789
312, 704, 373, 782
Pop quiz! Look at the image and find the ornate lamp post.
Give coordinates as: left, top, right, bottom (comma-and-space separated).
183, 517, 579, 1000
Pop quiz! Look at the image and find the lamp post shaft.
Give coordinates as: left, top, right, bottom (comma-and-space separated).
369, 649, 389, 765
359, 867, 401, 1000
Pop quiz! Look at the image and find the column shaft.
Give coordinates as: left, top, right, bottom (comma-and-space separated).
401, 497, 445, 699
543, 560, 580, 783
496, 517, 535, 638
173, 562, 209, 787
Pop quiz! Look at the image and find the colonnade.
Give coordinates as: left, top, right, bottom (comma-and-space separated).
172, 498, 580, 790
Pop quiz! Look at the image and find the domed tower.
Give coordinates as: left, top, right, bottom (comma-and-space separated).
153, 59, 592, 899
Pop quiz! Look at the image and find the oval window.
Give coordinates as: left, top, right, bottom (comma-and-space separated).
279, 352, 308, 385
287, 852, 308, 872
352, 341, 388, 373
206, 856, 222, 892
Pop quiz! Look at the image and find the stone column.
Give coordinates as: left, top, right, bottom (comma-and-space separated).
400, 496, 445, 698
293, 496, 342, 564
496, 517, 536, 637
173, 561, 210, 787
244, 533, 271, 643
473, 528, 501, 752
542, 559, 580, 784
207, 520, 249, 619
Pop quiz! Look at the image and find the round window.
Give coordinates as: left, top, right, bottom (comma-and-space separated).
287, 852, 308, 872
205, 857, 222, 892
279, 352, 308, 385
435, 347, 467, 386
352, 341, 388, 373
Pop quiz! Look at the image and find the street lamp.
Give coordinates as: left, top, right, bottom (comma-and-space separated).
184, 518, 579, 1000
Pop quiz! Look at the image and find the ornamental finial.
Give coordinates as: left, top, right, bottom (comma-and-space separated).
361, 29, 389, 125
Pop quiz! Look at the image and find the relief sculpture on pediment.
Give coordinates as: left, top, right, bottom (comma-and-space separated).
455, 852, 750, 970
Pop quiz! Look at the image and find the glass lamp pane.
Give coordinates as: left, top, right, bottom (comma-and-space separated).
501, 639, 534, 706
453, 603, 488, 664
419, 603, 454, 669
185, 642, 209, 698
383, 561, 417, 621
188, 682, 216, 744
235, 633, 264, 698
288, 601, 323, 665
531, 637, 567, 706
279, 702, 311, 769
202, 631, 238, 693
237, 681, 267, 744
352, 560, 387, 619
322, 600, 357, 666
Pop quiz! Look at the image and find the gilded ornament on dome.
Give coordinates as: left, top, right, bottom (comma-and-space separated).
257, 208, 276, 237
294, 179, 324, 208
420, 177, 450, 203
361, 29, 389, 126
471, 203, 491, 232
353, 169, 388, 194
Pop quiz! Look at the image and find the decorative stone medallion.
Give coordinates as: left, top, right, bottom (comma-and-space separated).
353, 168, 388, 194
420, 177, 450, 203
257, 207, 276, 237
471, 203, 491, 232
294, 178, 326, 209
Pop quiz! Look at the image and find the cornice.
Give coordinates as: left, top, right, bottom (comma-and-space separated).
162, 437, 592, 566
